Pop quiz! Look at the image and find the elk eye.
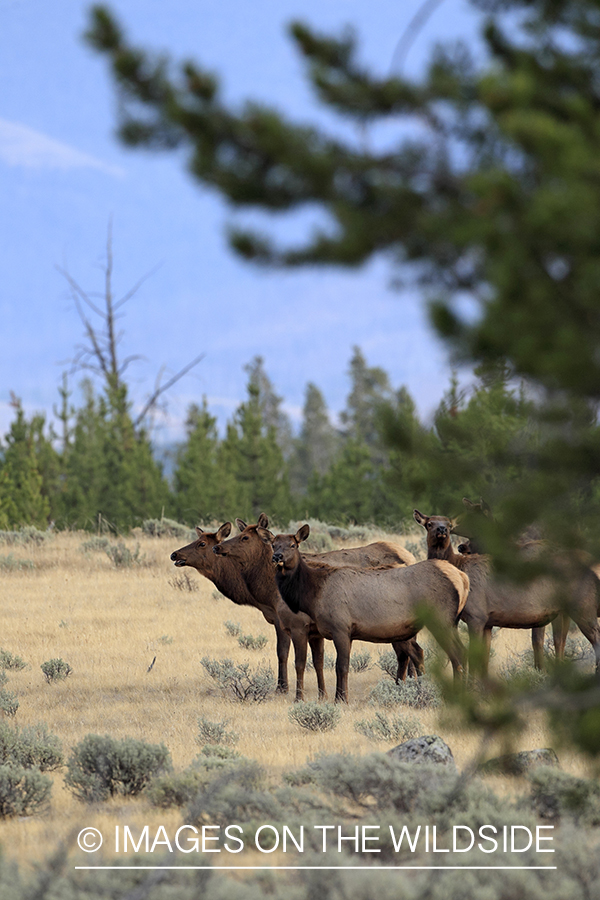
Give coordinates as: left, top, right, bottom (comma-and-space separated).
199, 542, 206, 548
242, 535, 248, 541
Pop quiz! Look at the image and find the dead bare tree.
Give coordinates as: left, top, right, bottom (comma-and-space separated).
57, 221, 204, 429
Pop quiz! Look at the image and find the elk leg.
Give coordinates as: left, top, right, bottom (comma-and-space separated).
332, 634, 352, 703
273, 621, 291, 694
551, 613, 569, 661
392, 639, 424, 682
465, 619, 488, 678
290, 630, 308, 702
571, 615, 600, 675
308, 635, 328, 701
531, 626, 545, 670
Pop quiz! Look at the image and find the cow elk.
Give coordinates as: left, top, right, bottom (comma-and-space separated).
259, 524, 469, 702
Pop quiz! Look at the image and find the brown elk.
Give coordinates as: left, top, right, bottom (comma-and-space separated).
258, 524, 469, 702
211, 519, 425, 700
413, 509, 600, 675
170, 518, 293, 693
171, 517, 422, 698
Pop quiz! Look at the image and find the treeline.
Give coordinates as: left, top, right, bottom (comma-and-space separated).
0, 348, 536, 532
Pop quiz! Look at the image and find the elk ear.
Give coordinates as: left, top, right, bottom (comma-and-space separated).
413, 510, 427, 527
450, 517, 460, 531
480, 498, 492, 517
462, 498, 475, 510
195, 526, 204, 538
295, 524, 310, 543
216, 522, 232, 542
236, 518, 247, 532
257, 527, 274, 544
257, 512, 269, 528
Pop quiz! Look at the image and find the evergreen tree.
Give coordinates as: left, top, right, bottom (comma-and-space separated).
340, 347, 393, 455
290, 382, 338, 496
172, 399, 236, 524
221, 377, 293, 524
58, 381, 169, 530
244, 356, 293, 459
0, 403, 50, 529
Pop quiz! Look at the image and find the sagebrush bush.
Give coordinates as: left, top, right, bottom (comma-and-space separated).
529, 767, 600, 825
200, 657, 275, 702
369, 678, 441, 709
0, 765, 52, 817
168, 571, 199, 592
237, 633, 268, 651
40, 658, 72, 683
0, 691, 19, 717
105, 542, 143, 567
377, 650, 400, 680
354, 711, 422, 743
224, 621, 242, 637
0, 526, 48, 546
0, 554, 34, 572
350, 650, 371, 673
288, 701, 341, 732
80, 536, 112, 554
65, 734, 172, 802
197, 716, 239, 746
142, 517, 194, 539
0, 650, 26, 671
186, 759, 279, 827
0, 722, 63, 771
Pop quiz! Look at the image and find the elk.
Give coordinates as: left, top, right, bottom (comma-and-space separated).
170, 519, 292, 693
211, 519, 425, 700
171, 517, 422, 698
259, 524, 469, 702
413, 509, 600, 675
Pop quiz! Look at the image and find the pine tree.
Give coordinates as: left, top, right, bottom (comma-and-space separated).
173, 399, 236, 524
221, 377, 293, 524
0, 403, 50, 528
290, 382, 338, 496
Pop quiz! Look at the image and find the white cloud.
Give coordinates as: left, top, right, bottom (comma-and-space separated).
0, 118, 124, 176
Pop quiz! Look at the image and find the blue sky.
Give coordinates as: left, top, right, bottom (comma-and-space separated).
0, 0, 483, 444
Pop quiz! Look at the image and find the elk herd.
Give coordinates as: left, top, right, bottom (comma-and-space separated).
170, 502, 600, 703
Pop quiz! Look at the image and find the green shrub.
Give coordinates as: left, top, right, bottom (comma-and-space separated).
288, 701, 341, 732
186, 759, 279, 827
148, 746, 243, 809
168, 571, 199, 592
40, 658, 72, 684
142, 518, 194, 539
80, 536, 112, 554
0, 554, 34, 572
0, 527, 48, 546
105, 542, 143, 567
147, 768, 206, 809
65, 734, 172, 802
237, 633, 268, 651
369, 678, 441, 709
224, 620, 242, 637
0, 691, 19, 717
0, 765, 51, 817
350, 650, 371, 673
0, 672, 8, 689
197, 716, 239, 746
377, 650, 400, 680
529, 767, 600, 825
0, 650, 26, 671
0, 722, 63, 771
354, 711, 422, 743
200, 657, 275, 702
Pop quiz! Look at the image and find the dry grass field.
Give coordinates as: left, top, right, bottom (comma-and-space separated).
0, 528, 594, 872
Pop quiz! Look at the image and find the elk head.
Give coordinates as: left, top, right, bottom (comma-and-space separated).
170, 522, 232, 575
260, 524, 310, 572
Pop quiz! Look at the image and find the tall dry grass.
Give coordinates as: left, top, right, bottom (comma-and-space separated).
0, 529, 591, 869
